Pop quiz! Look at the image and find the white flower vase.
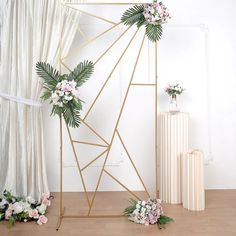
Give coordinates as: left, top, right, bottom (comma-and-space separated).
169, 95, 179, 113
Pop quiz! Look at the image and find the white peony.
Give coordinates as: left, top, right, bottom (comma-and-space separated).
12, 201, 24, 214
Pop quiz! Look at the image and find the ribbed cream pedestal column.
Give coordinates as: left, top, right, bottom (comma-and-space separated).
159, 112, 189, 204
181, 150, 205, 211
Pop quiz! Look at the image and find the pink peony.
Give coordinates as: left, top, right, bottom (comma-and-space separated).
29, 209, 39, 219
37, 215, 48, 225
5, 209, 13, 220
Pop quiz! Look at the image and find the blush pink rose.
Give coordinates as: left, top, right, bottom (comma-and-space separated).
42, 198, 51, 206
29, 209, 39, 219
37, 215, 48, 225
41, 193, 50, 201
5, 209, 13, 220
62, 84, 72, 92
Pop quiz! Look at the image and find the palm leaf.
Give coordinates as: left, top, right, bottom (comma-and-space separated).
36, 62, 60, 85
40, 90, 51, 101
121, 5, 144, 27
68, 60, 94, 86
145, 24, 163, 42
157, 215, 174, 229
63, 103, 81, 128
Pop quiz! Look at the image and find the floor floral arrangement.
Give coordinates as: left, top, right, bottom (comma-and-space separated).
124, 198, 173, 229
0, 190, 51, 227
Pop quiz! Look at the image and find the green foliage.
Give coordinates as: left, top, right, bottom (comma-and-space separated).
68, 60, 94, 86
63, 105, 81, 128
145, 24, 163, 42
123, 199, 137, 216
8, 217, 16, 228
36, 61, 94, 128
157, 215, 174, 229
121, 5, 145, 27
36, 62, 59, 90
0, 212, 4, 220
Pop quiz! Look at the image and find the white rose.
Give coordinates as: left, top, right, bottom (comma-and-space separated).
64, 95, 73, 101
141, 201, 146, 206
23, 202, 31, 212
13, 201, 24, 214
36, 204, 47, 215
26, 196, 36, 204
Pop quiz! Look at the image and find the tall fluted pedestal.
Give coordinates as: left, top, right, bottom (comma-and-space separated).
181, 150, 205, 211
159, 112, 189, 204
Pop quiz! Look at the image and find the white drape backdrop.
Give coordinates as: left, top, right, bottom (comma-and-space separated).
0, 0, 82, 200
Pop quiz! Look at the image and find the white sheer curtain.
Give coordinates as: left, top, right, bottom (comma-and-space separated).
0, 0, 82, 200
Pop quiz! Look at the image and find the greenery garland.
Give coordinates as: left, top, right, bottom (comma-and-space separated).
36, 61, 94, 128
121, 1, 170, 42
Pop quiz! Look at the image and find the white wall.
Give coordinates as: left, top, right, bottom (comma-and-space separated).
43, 0, 236, 192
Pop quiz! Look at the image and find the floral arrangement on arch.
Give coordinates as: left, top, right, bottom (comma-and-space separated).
36, 60, 94, 128
124, 198, 173, 229
0, 190, 51, 227
121, 0, 171, 42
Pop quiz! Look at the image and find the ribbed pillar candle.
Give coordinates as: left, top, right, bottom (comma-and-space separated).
181, 150, 205, 211
159, 112, 189, 204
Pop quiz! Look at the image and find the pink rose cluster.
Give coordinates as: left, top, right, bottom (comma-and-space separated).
143, 1, 171, 25
128, 198, 163, 226
51, 80, 80, 107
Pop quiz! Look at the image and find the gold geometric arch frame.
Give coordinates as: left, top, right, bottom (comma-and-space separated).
56, 1, 158, 230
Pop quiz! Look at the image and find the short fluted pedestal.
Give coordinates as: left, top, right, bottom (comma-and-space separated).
181, 150, 205, 211
159, 112, 189, 204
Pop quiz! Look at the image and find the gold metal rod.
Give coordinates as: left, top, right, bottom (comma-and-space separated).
59, 116, 63, 218
56, 207, 65, 231
58, 4, 64, 229
79, 118, 109, 145
64, 2, 152, 5
131, 83, 156, 86
116, 130, 150, 197
81, 149, 108, 172
63, 215, 125, 218
65, 123, 91, 208
94, 26, 131, 65
87, 31, 144, 216
83, 26, 136, 120
65, 5, 117, 25
61, 4, 89, 42
155, 42, 158, 198
72, 140, 108, 148
62, 22, 121, 61
60, 60, 72, 72
104, 169, 141, 200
